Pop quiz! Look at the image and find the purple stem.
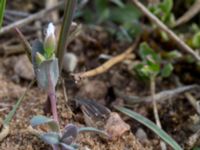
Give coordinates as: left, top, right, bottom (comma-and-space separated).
48, 87, 58, 122
47, 68, 59, 150
47, 68, 58, 123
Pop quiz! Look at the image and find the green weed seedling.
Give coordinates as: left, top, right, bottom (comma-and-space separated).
29, 13, 107, 150
149, 0, 175, 27
7, 1, 108, 149
30, 116, 78, 150
149, 0, 175, 41
30, 115, 108, 150
134, 42, 181, 81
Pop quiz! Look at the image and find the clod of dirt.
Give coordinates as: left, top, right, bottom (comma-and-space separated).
105, 112, 130, 141
78, 80, 108, 100
14, 55, 34, 80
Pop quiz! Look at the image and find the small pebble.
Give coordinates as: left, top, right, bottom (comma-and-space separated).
63, 52, 78, 73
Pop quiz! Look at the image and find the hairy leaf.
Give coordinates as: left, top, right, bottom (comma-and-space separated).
30, 115, 59, 132
60, 143, 77, 150
36, 58, 59, 90
39, 132, 60, 145
61, 124, 78, 145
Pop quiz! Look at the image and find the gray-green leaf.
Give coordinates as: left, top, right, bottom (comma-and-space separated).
30, 115, 59, 132
36, 58, 59, 90
39, 132, 60, 145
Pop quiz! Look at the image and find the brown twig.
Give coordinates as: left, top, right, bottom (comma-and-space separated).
72, 39, 139, 82
186, 128, 200, 149
114, 84, 199, 104
185, 92, 200, 115
0, 1, 64, 35
150, 76, 162, 128
131, 0, 200, 61
175, 0, 200, 27
15, 28, 32, 61
174, 76, 200, 115
150, 76, 166, 149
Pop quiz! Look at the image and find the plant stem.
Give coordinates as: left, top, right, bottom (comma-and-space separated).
150, 76, 161, 128
48, 86, 58, 122
47, 69, 58, 123
47, 69, 58, 150
150, 76, 166, 150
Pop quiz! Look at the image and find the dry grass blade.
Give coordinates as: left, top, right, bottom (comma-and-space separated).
72, 38, 140, 82
15, 28, 32, 61
175, 0, 200, 27
0, 1, 63, 35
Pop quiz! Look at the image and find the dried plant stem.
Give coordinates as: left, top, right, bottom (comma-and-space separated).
72, 39, 139, 82
175, 0, 200, 27
150, 76, 161, 128
150, 76, 166, 149
0, 1, 63, 35
186, 128, 200, 149
15, 28, 32, 61
131, 0, 200, 62
114, 84, 199, 104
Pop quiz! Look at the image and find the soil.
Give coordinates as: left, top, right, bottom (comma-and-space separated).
1, 1, 200, 150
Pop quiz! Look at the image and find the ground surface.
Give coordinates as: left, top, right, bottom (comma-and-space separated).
1, 0, 200, 150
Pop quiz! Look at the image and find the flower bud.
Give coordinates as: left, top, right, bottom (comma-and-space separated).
35, 52, 45, 65
44, 23, 56, 58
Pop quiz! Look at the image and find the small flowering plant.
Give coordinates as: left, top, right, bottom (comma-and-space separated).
33, 23, 58, 89
32, 23, 59, 122
29, 23, 108, 150
9, 1, 109, 149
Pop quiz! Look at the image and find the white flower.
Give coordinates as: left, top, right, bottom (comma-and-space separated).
44, 22, 56, 58
46, 22, 55, 38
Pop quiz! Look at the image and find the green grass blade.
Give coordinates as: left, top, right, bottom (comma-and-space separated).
78, 127, 109, 137
3, 80, 35, 126
0, 0, 6, 28
56, 0, 76, 70
115, 106, 182, 150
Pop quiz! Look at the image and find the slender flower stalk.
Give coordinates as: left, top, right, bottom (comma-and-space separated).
47, 64, 58, 123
